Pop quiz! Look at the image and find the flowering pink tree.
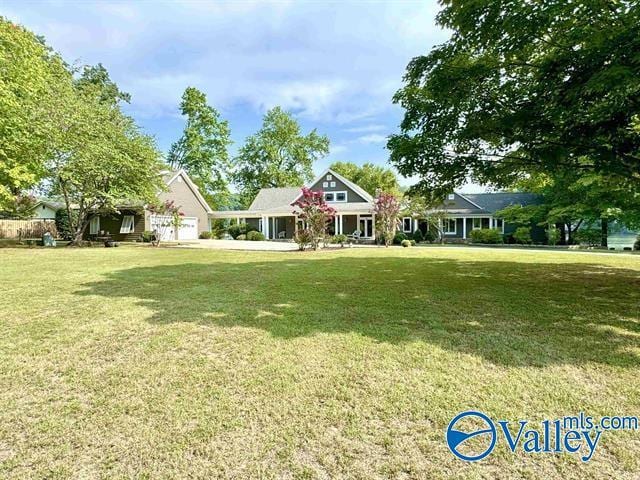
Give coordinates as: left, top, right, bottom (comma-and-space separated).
374, 192, 401, 247
147, 200, 184, 246
292, 187, 336, 250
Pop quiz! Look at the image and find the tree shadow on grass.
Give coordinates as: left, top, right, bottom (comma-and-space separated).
75, 255, 640, 368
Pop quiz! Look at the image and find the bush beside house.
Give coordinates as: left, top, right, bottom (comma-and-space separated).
469, 228, 503, 244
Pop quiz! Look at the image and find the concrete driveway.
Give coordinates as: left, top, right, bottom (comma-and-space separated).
173, 239, 300, 251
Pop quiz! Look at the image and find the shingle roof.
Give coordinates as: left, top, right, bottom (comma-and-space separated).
462, 192, 543, 213
248, 187, 301, 211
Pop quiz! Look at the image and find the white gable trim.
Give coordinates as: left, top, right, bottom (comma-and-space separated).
294, 168, 374, 203
455, 192, 484, 210
165, 169, 213, 214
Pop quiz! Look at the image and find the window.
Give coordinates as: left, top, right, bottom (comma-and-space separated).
473, 218, 482, 230
494, 218, 503, 231
327, 174, 332, 181
402, 217, 412, 232
325, 191, 347, 202
120, 215, 135, 234
448, 194, 455, 200
323, 181, 328, 188
90, 216, 100, 235
330, 181, 336, 187
442, 218, 456, 234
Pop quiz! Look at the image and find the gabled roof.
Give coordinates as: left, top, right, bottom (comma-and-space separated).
463, 192, 543, 213
248, 187, 301, 211
298, 168, 375, 203
163, 169, 213, 214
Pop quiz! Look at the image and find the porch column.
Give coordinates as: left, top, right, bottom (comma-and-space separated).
371, 214, 376, 240
339, 215, 343, 235
294, 215, 299, 233
462, 217, 467, 239
413, 219, 418, 232
489, 217, 493, 229
334, 216, 338, 235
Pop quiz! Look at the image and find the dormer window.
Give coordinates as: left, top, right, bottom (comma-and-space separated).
324, 191, 347, 203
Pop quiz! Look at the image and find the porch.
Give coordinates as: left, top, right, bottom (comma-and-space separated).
212, 211, 376, 240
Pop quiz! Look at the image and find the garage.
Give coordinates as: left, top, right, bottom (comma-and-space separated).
150, 215, 199, 241
177, 217, 198, 240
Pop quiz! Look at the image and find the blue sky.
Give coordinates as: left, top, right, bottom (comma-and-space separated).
4, 0, 452, 188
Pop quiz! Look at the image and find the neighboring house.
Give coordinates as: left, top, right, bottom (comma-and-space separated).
607, 223, 638, 250
401, 192, 546, 243
32, 200, 65, 220
84, 169, 212, 242
210, 168, 376, 239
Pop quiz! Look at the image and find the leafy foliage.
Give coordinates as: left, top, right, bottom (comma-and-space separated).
412, 229, 424, 243
374, 192, 401, 247
293, 228, 313, 251
227, 222, 257, 239
389, 1, 640, 200
513, 227, 532, 245
329, 161, 400, 197
0, 18, 71, 208
167, 87, 232, 209
401, 239, 412, 248
234, 107, 329, 206
0, 194, 37, 219
246, 230, 266, 241
393, 232, 407, 245
469, 229, 503, 244
292, 187, 336, 250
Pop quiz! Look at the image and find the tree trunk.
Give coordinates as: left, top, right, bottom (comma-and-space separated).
558, 223, 567, 245
69, 216, 89, 246
601, 218, 608, 248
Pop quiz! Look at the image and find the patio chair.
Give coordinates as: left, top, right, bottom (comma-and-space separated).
349, 230, 362, 244
278, 231, 286, 239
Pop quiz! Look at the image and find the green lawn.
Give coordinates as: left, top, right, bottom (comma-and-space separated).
1, 246, 639, 479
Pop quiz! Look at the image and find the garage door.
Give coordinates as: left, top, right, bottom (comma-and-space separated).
177, 217, 198, 240
149, 215, 175, 241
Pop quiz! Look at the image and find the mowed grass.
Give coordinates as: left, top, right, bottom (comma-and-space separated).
1, 246, 639, 479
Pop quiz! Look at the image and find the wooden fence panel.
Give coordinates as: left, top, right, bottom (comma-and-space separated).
0, 219, 58, 239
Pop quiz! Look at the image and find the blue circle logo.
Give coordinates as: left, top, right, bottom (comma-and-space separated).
446, 411, 496, 461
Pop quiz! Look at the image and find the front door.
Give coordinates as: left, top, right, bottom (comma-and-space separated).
359, 216, 373, 238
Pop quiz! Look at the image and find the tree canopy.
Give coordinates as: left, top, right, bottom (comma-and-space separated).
329, 161, 400, 197
0, 18, 70, 209
167, 87, 232, 209
233, 107, 329, 206
388, 1, 640, 200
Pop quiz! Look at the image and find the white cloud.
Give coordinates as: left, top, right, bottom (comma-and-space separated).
344, 124, 387, 133
357, 134, 387, 144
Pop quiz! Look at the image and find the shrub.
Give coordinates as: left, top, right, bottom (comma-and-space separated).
246, 230, 265, 241
412, 229, 424, 243
293, 228, 313, 251
235, 234, 246, 241
410, 239, 416, 246
547, 225, 560, 245
513, 226, 532, 244
141, 230, 155, 243
331, 234, 348, 247
634, 235, 640, 251
575, 228, 601, 247
401, 239, 412, 247
393, 232, 407, 245
423, 230, 436, 243
55, 208, 76, 240
469, 228, 503, 244
199, 231, 212, 239
227, 222, 257, 239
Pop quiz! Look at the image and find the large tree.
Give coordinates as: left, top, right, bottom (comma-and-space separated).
329, 161, 400, 197
388, 1, 640, 200
167, 87, 232, 209
233, 107, 329, 206
0, 18, 71, 210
